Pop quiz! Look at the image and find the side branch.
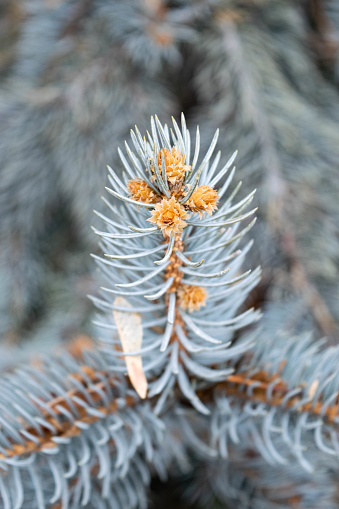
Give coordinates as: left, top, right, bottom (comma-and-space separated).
0, 365, 135, 460
201, 372, 339, 424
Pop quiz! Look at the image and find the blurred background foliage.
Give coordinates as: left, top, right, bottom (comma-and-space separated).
0, 0, 338, 505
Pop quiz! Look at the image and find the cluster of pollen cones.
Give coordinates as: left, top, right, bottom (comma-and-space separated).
128, 146, 219, 312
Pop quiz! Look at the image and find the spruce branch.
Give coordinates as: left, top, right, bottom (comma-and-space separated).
0, 347, 165, 509
193, 4, 339, 338
92, 113, 261, 415
188, 452, 339, 509
184, 331, 339, 475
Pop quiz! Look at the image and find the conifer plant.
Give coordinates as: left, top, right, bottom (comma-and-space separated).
3, 115, 339, 509
1, 1, 339, 505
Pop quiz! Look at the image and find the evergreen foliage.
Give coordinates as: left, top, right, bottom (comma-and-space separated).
0, 1, 339, 508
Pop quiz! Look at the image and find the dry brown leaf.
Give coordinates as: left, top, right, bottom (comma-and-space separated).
113, 297, 147, 399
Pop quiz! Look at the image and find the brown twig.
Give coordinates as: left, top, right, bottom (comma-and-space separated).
210, 371, 339, 424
